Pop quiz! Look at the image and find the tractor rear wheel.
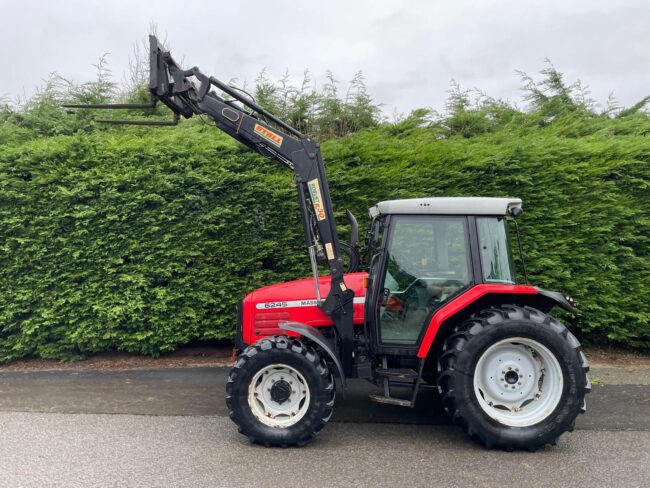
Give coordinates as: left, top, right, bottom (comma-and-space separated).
226, 336, 335, 447
437, 305, 590, 451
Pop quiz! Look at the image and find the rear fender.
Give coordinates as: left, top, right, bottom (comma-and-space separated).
418, 284, 544, 359
279, 321, 347, 393
417, 284, 578, 359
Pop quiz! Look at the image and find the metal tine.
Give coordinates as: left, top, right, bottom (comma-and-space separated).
95, 115, 179, 126
62, 101, 157, 109
63, 97, 178, 126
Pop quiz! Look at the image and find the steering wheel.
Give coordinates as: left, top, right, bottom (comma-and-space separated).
424, 279, 467, 305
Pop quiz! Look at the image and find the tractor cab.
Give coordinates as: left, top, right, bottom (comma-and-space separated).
363, 197, 522, 354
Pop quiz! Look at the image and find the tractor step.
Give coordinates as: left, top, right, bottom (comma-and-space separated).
369, 394, 413, 407
375, 368, 419, 380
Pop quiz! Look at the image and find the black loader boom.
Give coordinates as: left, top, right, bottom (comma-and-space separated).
65, 36, 357, 375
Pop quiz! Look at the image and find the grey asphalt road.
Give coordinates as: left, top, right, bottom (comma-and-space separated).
0, 366, 649, 488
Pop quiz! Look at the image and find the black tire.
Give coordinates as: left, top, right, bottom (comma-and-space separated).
226, 336, 335, 447
437, 305, 591, 451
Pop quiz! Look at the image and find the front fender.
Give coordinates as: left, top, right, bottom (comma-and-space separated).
279, 321, 346, 393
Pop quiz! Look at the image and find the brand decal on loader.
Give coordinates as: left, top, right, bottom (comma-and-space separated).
255, 297, 365, 310
325, 242, 335, 260
254, 123, 283, 147
307, 179, 327, 221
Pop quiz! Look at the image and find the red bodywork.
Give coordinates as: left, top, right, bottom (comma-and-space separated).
415, 283, 538, 357
241, 272, 367, 346
241, 274, 539, 358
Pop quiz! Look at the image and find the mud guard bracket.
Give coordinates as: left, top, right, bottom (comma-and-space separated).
534, 287, 577, 314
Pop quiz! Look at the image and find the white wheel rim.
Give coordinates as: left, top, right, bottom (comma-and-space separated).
248, 363, 311, 428
473, 337, 564, 427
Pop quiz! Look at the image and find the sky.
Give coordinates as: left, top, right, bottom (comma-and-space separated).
2, 0, 649, 115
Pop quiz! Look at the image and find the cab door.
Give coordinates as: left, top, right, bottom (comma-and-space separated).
373, 215, 473, 349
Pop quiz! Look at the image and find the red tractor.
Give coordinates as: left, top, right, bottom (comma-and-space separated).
70, 36, 590, 451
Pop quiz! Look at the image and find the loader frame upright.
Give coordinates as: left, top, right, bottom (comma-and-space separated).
67, 36, 357, 374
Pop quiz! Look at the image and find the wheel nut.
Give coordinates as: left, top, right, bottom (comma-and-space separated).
518, 382, 522, 385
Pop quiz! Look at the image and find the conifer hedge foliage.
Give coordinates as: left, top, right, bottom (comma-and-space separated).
0, 64, 648, 360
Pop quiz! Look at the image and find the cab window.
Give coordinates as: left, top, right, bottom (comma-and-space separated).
476, 217, 516, 284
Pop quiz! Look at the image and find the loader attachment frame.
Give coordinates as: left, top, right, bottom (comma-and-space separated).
64, 36, 356, 375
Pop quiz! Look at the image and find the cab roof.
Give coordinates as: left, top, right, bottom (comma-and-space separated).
369, 197, 523, 218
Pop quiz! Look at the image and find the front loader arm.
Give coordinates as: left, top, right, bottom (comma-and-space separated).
65, 35, 356, 374
193, 92, 356, 369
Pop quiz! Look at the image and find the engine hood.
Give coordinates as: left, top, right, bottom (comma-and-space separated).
241, 272, 367, 345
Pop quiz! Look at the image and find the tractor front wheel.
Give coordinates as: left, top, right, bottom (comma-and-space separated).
438, 305, 590, 451
226, 336, 335, 447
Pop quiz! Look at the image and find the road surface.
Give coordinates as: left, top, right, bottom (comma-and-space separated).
0, 366, 648, 487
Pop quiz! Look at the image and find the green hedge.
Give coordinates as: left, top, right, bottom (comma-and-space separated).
326, 113, 649, 348
0, 112, 648, 361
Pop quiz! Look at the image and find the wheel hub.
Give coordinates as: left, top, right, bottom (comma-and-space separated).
479, 349, 538, 403
270, 379, 292, 404
504, 370, 519, 384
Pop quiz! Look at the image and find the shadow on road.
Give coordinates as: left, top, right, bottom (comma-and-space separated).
0, 366, 648, 430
